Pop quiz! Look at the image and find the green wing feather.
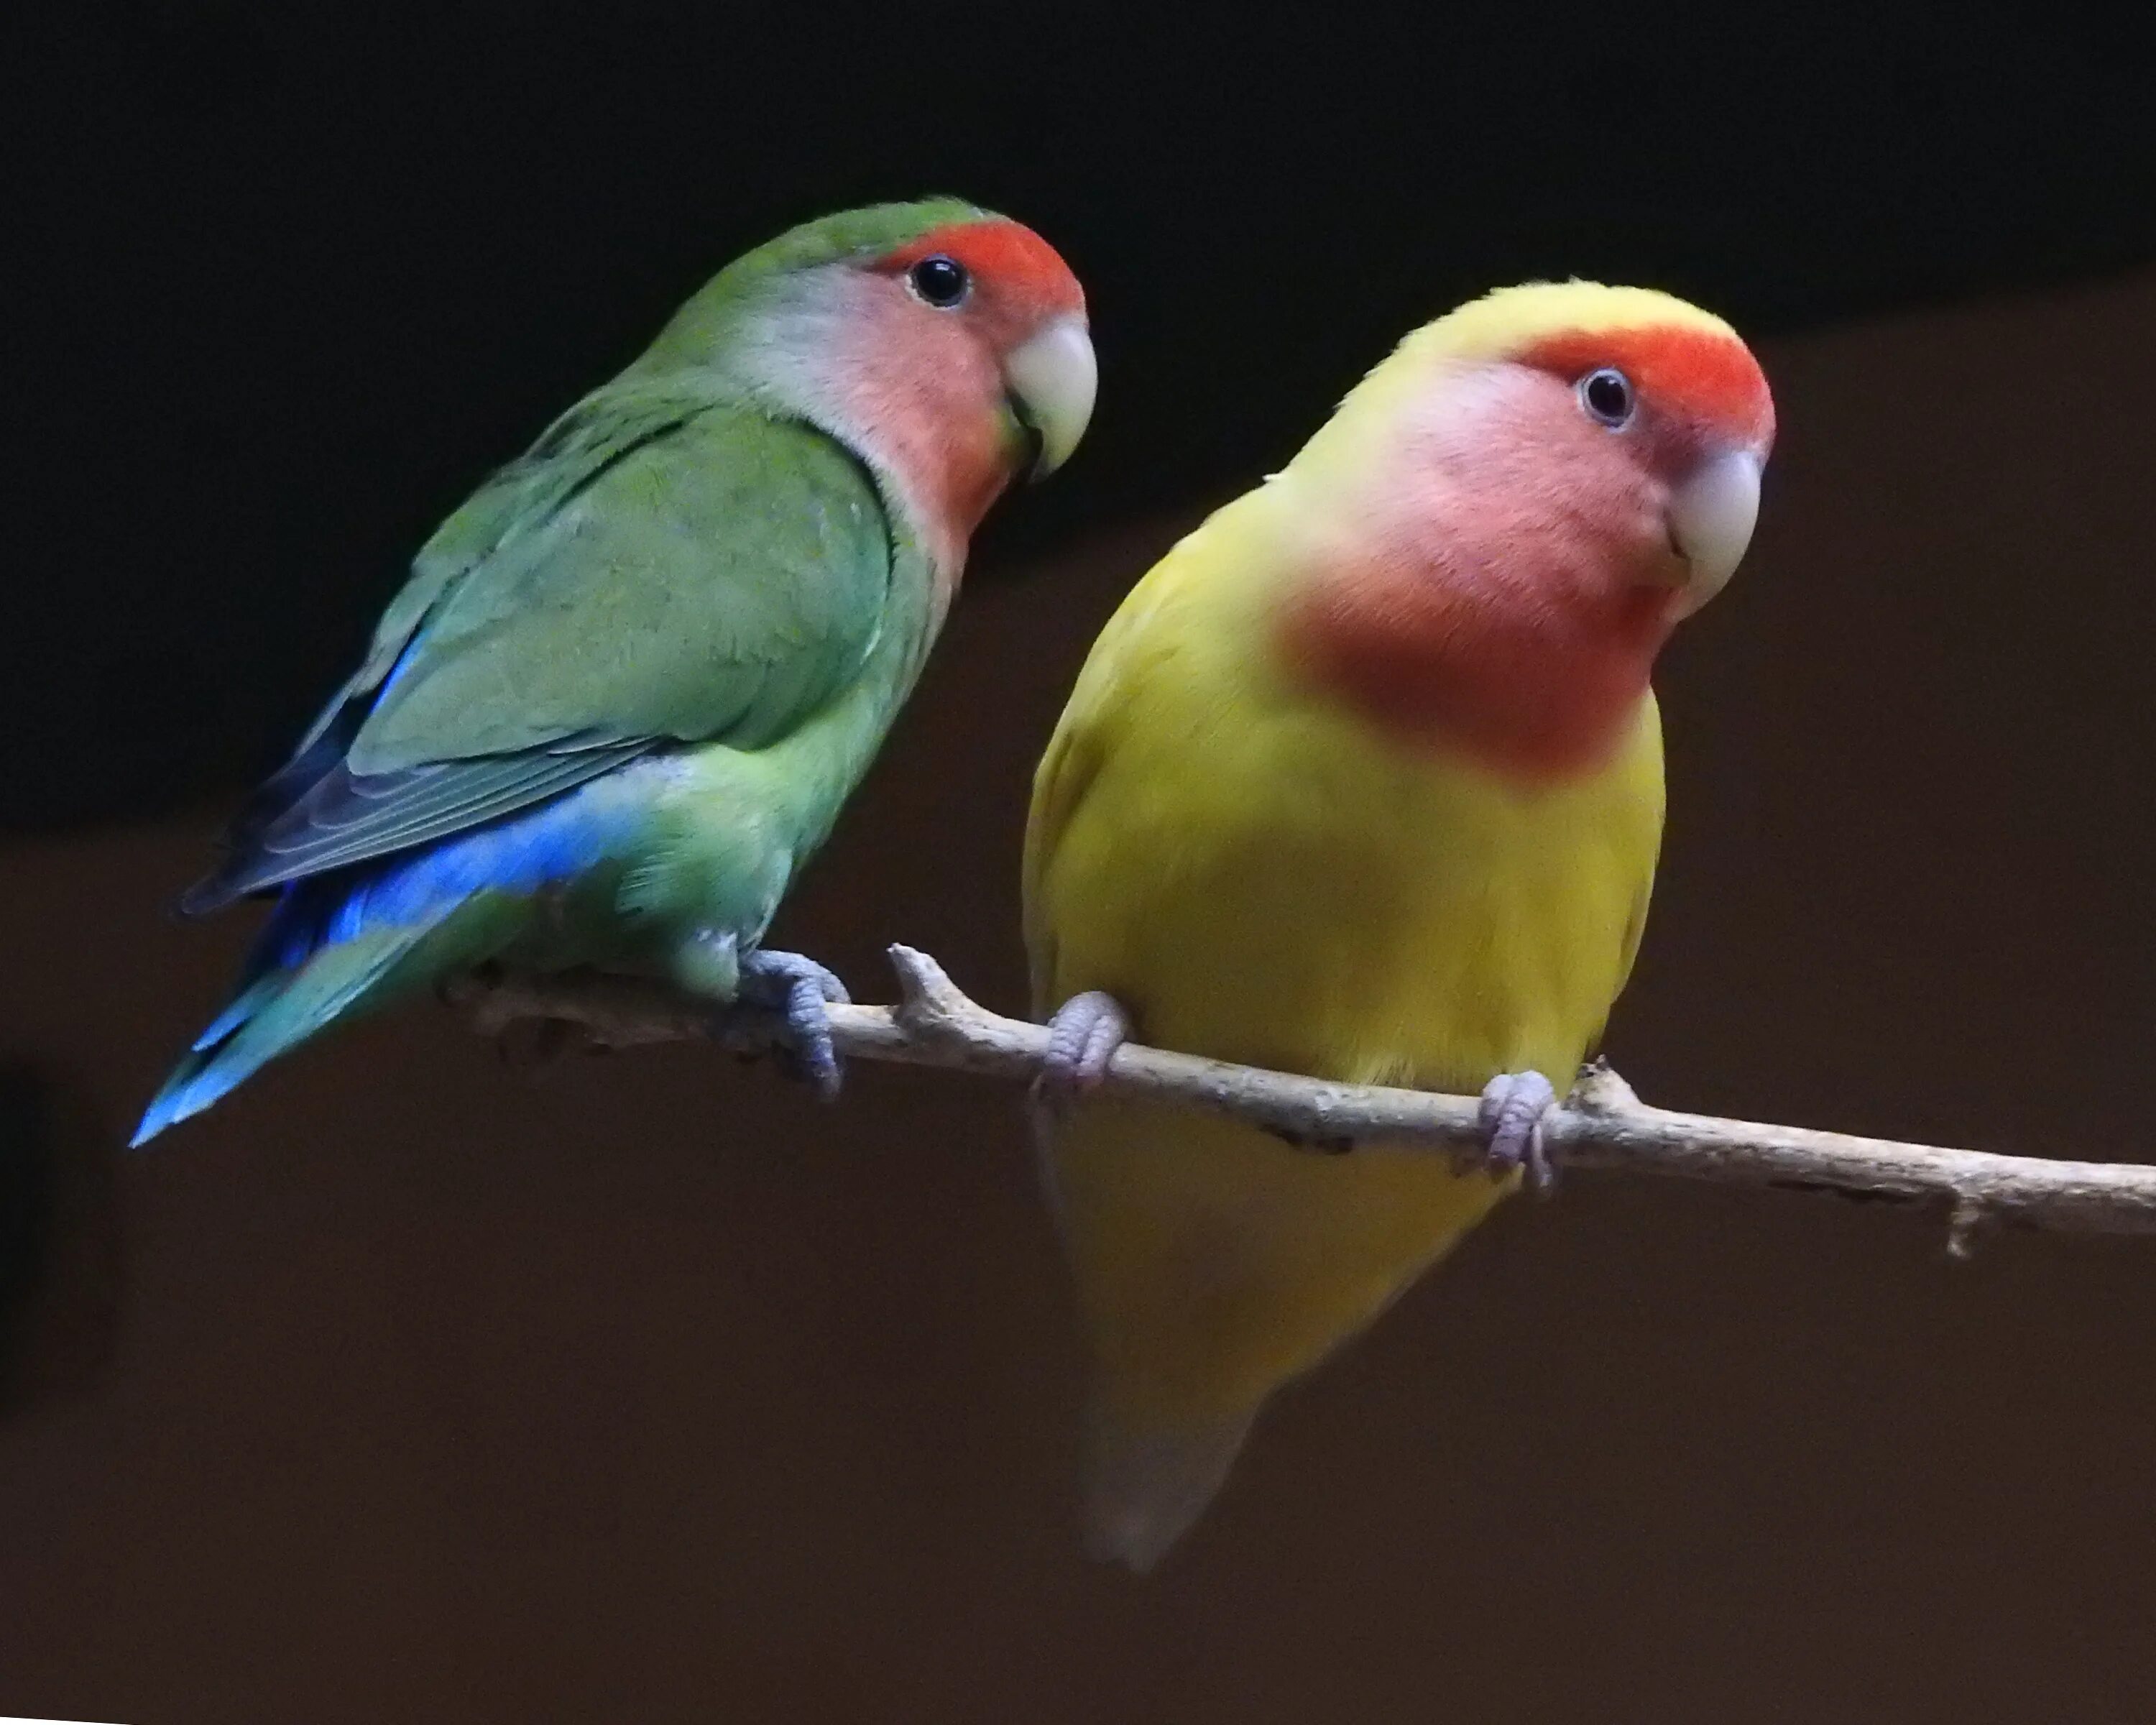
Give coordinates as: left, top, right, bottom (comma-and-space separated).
186, 382, 893, 910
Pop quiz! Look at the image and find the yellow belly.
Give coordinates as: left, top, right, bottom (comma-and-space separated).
1029, 658, 1664, 1422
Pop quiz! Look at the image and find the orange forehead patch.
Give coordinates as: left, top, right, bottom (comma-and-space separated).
878, 220, 1084, 318
1522, 324, 1774, 448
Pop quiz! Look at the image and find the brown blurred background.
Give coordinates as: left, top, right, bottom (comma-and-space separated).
6, 6, 2156, 1721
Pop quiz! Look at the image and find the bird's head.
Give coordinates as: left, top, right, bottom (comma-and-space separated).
647, 199, 1095, 561
1277, 281, 1775, 776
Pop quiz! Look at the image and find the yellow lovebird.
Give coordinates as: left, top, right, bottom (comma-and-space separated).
1023, 282, 1774, 1570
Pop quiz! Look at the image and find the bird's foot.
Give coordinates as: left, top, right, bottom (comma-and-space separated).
1033, 990, 1132, 1113
738, 949, 851, 1100
1472, 1069, 1560, 1195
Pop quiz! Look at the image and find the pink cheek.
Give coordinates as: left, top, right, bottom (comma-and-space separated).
918, 302, 995, 372
1570, 420, 1674, 549
1633, 480, 1671, 543
872, 298, 1000, 403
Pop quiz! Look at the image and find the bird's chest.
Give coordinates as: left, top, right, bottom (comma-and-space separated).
1114, 699, 1663, 1092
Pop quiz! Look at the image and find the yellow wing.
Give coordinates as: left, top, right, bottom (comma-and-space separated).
1023, 528, 1199, 1016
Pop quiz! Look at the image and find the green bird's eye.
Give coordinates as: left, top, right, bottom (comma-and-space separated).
1579, 367, 1635, 428
908, 254, 971, 308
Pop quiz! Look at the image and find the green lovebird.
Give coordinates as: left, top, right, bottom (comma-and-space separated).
134, 199, 1095, 1145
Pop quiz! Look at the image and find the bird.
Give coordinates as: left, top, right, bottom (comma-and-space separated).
136, 198, 1095, 1145
1023, 280, 1772, 1569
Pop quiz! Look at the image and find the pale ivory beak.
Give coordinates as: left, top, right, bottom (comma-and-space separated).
1667, 448, 1763, 615
1003, 315, 1097, 479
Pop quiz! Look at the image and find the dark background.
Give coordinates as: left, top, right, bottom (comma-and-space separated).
9, 1, 2155, 827
6, 4, 2156, 1721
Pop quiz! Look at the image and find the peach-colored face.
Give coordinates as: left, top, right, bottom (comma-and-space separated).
1281, 321, 1774, 778
1357, 322, 1774, 607
817, 218, 1092, 559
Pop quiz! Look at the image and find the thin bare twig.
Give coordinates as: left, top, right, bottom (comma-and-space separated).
448, 944, 2156, 1245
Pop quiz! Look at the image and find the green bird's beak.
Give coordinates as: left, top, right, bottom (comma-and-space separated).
1004, 314, 1097, 479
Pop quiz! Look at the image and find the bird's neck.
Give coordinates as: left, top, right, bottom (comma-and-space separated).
1271, 486, 1679, 781
740, 283, 1021, 578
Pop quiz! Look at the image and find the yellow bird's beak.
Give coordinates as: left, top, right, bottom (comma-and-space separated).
1666, 447, 1763, 616
1004, 315, 1097, 479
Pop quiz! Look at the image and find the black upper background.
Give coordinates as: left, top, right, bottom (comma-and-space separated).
8, 1, 2152, 832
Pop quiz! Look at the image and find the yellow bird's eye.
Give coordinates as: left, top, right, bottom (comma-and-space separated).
1579, 367, 1635, 428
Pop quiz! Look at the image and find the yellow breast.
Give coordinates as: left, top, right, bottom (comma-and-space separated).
1028, 501, 1665, 1092
1023, 500, 1666, 1422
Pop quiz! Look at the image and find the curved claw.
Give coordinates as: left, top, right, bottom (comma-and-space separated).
1034, 990, 1131, 1112
1475, 1069, 1560, 1195
740, 949, 850, 1100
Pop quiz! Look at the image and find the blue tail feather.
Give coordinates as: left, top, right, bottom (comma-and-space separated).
136, 777, 639, 1146
132, 923, 435, 1146
190, 972, 285, 1053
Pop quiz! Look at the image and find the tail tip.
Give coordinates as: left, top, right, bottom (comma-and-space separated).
1081, 1404, 1257, 1576
1082, 1504, 1185, 1576
128, 1087, 195, 1149
129, 1056, 239, 1149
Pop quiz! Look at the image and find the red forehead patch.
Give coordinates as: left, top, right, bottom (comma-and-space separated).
879, 220, 1085, 318
1523, 324, 1774, 448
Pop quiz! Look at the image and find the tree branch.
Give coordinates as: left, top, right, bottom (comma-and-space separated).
448, 945, 2156, 1248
